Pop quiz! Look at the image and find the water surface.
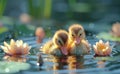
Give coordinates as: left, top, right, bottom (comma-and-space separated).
0, 36, 120, 74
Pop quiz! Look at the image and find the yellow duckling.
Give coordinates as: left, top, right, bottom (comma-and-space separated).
68, 24, 90, 56
41, 30, 69, 57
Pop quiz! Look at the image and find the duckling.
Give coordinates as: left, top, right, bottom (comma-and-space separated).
68, 24, 90, 56
41, 30, 69, 57
41, 40, 53, 54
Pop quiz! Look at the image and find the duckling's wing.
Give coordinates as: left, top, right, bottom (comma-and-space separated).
81, 40, 91, 55
69, 44, 79, 56
41, 40, 53, 54
70, 40, 90, 56
82, 40, 90, 51
49, 47, 62, 57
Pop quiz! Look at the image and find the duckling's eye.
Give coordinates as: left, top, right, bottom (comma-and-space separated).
58, 40, 61, 43
58, 39, 63, 46
72, 34, 74, 37
80, 33, 82, 36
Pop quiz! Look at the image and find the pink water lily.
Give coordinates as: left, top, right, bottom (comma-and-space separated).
1, 39, 31, 57
93, 40, 112, 56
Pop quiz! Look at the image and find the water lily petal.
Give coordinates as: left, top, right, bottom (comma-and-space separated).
99, 40, 103, 44
19, 40, 23, 46
10, 39, 15, 47
105, 41, 109, 46
4, 42, 11, 49
93, 47, 99, 55
1, 46, 10, 53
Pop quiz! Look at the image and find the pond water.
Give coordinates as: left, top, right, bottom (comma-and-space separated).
1, 35, 120, 74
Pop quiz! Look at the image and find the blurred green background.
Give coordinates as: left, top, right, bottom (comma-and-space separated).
0, 0, 120, 41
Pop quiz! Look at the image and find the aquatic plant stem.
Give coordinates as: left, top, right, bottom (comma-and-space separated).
0, 0, 7, 18
67, 0, 76, 19
28, 0, 34, 18
44, 0, 52, 19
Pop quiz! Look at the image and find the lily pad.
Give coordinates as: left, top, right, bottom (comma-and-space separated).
0, 61, 30, 73
0, 16, 14, 25
14, 24, 36, 37
0, 27, 8, 34
97, 32, 120, 41
94, 57, 115, 61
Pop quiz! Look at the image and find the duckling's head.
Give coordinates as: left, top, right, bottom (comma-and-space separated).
53, 30, 68, 55
69, 24, 85, 45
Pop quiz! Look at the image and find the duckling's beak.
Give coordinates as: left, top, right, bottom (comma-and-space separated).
60, 46, 68, 55
75, 37, 81, 45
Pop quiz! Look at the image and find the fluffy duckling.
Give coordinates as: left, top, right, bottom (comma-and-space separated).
68, 24, 85, 44
68, 24, 90, 56
41, 30, 69, 57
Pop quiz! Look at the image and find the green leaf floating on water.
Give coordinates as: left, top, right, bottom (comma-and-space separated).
16, 25, 35, 34
0, 61, 30, 73
94, 55, 120, 61
0, 27, 8, 34
97, 32, 120, 41
94, 57, 115, 61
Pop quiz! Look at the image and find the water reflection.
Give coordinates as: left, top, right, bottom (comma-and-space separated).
53, 63, 64, 70
97, 60, 105, 68
51, 56, 84, 71
3, 55, 27, 62
37, 53, 43, 67
52, 56, 67, 70
67, 56, 84, 70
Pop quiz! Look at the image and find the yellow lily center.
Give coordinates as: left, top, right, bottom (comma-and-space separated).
97, 44, 106, 51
